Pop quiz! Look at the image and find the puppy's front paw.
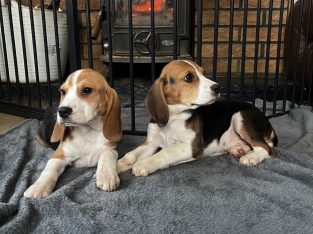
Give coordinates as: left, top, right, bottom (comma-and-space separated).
132, 162, 152, 177
117, 153, 136, 173
24, 182, 54, 198
96, 171, 120, 191
239, 153, 262, 166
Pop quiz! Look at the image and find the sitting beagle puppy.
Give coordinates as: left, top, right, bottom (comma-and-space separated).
118, 60, 278, 176
24, 69, 122, 198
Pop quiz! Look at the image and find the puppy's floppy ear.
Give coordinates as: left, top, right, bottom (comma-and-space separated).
145, 78, 169, 127
50, 122, 65, 143
50, 96, 65, 143
103, 88, 122, 142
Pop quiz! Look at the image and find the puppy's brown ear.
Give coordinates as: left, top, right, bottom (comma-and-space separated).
103, 89, 122, 142
145, 78, 169, 127
50, 122, 65, 143
50, 95, 65, 143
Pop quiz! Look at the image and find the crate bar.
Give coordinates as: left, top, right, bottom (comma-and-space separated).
0, 67, 1, 100
308, 1, 313, 104
300, 0, 312, 103
0, 4, 12, 102
0, 77, 2, 100
252, 0, 261, 106
52, 0, 63, 86
240, 0, 248, 101
105, 0, 114, 86
128, 0, 135, 132
272, 0, 284, 114
7, 1, 21, 103
266, 111, 290, 119
123, 130, 147, 136
17, 1, 31, 107
0, 4, 2, 99
150, 0, 156, 81
263, 0, 274, 113
283, 0, 294, 111
292, 0, 304, 106
85, 0, 93, 68
173, 0, 177, 59
0, 102, 45, 120
196, 0, 203, 65
40, 0, 52, 105
212, 0, 219, 81
0, 5, 2, 100
226, 0, 234, 101
29, 1, 42, 107
66, 0, 81, 72
309, 55, 313, 105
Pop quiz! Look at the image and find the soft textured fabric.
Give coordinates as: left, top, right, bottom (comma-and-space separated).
1, 106, 313, 233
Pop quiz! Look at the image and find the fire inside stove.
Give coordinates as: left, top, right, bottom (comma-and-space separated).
133, 0, 166, 12
114, 0, 173, 26
102, 0, 191, 60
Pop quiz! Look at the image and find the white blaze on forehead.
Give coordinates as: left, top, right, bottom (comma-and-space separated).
183, 60, 203, 77
182, 60, 216, 86
72, 69, 83, 83
58, 69, 98, 124
60, 70, 82, 107
182, 60, 218, 105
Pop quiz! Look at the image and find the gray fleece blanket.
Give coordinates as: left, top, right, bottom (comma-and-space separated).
1, 106, 313, 233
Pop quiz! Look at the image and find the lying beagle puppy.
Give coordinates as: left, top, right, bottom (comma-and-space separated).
118, 60, 278, 176
24, 69, 122, 198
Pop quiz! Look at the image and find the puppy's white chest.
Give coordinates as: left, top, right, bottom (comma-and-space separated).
158, 119, 195, 148
62, 128, 108, 167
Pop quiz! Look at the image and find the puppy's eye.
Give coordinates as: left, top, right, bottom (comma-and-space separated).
60, 89, 66, 96
82, 87, 92, 95
184, 73, 193, 83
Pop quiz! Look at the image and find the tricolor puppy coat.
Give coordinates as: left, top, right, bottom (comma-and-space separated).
118, 60, 278, 176
24, 69, 122, 198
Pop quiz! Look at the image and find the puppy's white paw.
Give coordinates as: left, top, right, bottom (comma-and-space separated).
96, 171, 120, 191
117, 153, 136, 173
239, 153, 262, 166
24, 182, 54, 198
132, 162, 151, 177
240, 157, 257, 166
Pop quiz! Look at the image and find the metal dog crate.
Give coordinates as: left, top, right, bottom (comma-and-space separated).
0, 0, 312, 135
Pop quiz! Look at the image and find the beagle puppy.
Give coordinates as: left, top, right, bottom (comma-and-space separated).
118, 60, 278, 176
24, 69, 122, 198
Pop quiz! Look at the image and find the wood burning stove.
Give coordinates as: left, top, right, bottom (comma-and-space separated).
101, 0, 192, 63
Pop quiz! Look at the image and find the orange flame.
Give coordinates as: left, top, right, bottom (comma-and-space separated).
133, 0, 165, 12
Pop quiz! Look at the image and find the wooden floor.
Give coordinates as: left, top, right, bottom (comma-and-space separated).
0, 113, 25, 134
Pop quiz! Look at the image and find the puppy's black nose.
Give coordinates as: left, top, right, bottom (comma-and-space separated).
210, 84, 221, 94
58, 106, 72, 119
